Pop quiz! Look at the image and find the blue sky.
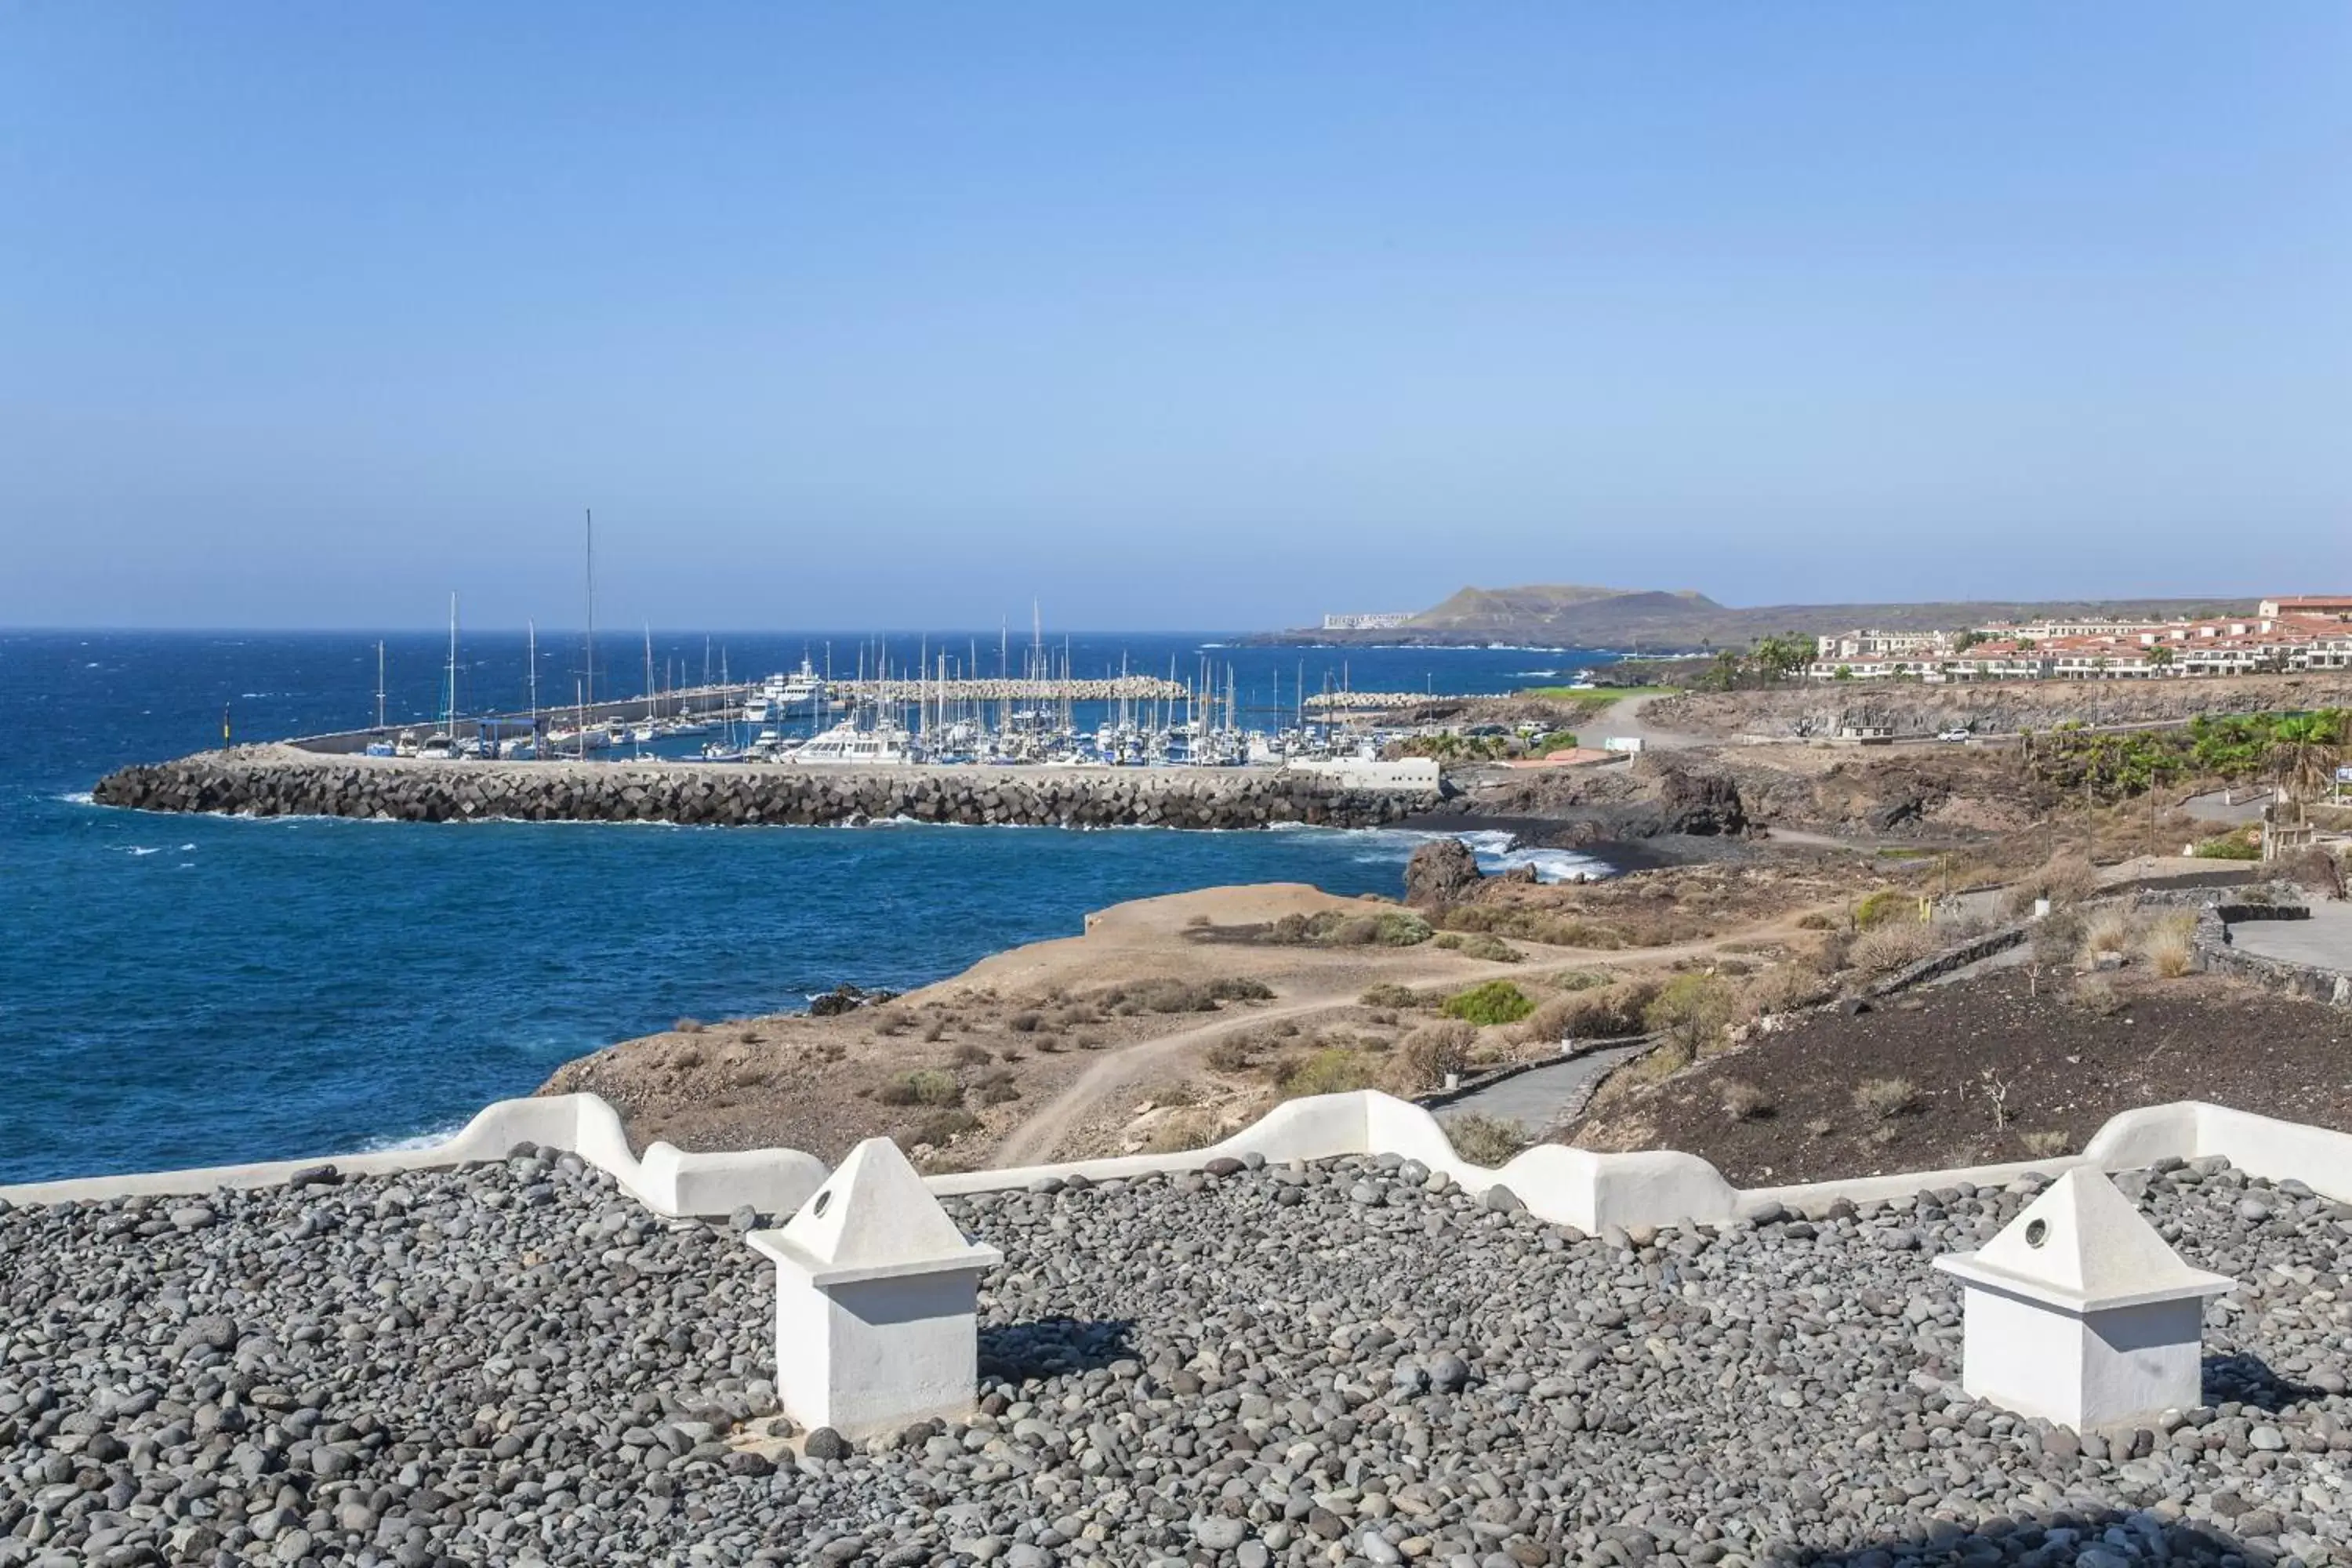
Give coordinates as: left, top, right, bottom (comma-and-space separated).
3, 5, 2348, 630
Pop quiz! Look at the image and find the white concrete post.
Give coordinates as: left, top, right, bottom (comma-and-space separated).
1934, 1169, 2231, 1432
746, 1137, 1003, 1439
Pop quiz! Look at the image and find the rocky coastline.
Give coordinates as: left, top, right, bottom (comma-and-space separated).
89, 747, 1436, 831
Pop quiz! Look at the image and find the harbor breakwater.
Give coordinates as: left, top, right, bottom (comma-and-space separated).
92, 746, 1439, 829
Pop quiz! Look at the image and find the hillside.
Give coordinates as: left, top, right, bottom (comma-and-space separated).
1282, 585, 2247, 650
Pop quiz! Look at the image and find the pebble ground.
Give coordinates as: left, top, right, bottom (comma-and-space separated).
0, 1148, 2346, 1568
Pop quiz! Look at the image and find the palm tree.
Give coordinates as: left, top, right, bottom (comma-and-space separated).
2270, 713, 2340, 805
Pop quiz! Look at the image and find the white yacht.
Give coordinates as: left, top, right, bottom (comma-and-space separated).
779, 658, 826, 706
792, 717, 916, 765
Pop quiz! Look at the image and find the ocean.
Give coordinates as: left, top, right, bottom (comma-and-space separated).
0, 630, 1616, 1182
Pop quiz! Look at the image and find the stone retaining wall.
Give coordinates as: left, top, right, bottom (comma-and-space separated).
91, 750, 1436, 830
2191, 903, 2349, 1005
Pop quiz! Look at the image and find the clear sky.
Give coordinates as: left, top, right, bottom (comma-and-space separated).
3, 4, 2348, 631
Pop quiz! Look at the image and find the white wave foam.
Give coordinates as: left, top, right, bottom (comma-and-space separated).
56, 791, 95, 807
123, 845, 162, 856
178, 843, 195, 851
361, 1122, 463, 1154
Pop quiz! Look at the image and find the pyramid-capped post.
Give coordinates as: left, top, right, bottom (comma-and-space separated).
747, 1138, 1004, 1438
1935, 1169, 2233, 1432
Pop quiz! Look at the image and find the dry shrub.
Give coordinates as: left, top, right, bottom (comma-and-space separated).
1276, 1049, 1380, 1099
673, 1018, 705, 1034
2004, 851, 2100, 916
1122, 976, 1273, 1013
895, 1108, 979, 1149
1007, 1011, 1043, 1033
1719, 1080, 1773, 1122
1515, 975, 1661, 1044
1145, 1107, 1222, 1153
877, 1069, 961, 1108
949, 1042, 993, 1066
1359, 982, 1424, 1009
1433, 931, 1523, 963
1846, 922, 1940, 977
2018, 1128, 2073, 1159
1853, 1077, 1921, 1119
1392, 1019, 1476, 1093
1203, 1033, 1261, 1073
2071, 975, 2124, 1015
1442, 1113, 1527, 1167
922, 1018, 947, 1043
1795, 912, 1836, 931
972, 1069, 1021, 1106
2078, 908, 2136, 964
1740, 963, 1832, 1018
2139, 912, 2198, 978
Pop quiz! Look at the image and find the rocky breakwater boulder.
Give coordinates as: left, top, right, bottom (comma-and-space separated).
90, 752, 1439, 832
1403, 837, 1485, 907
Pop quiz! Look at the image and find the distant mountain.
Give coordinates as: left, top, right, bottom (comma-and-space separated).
1277, 585, 2249, 650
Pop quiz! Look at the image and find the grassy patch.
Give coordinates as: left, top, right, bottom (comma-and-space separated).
1515, 685, 1675, 702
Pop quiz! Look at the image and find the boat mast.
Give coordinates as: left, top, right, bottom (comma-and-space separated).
445, 592, 459, 738
527, 619, 539, 740
583, 509, 596, 718
374, 639, 386, 731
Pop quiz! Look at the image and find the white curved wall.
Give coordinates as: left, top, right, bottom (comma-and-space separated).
4, 1090, 2347, 1232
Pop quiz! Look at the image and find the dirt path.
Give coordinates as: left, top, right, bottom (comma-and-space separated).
1588, 691, 1706, 752
992, 982, 1367, 1167
991, 913, 1831, 1167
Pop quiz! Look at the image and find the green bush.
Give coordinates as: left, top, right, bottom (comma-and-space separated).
1270, 909, 1433, 948
1440, 981, 1535, 1027
2191, 833, 2262, 861
1853, 888, 1914, 931
1642, 974, 1738, 1054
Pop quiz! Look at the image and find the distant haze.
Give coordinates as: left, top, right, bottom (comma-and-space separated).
2, 6, 2348, 632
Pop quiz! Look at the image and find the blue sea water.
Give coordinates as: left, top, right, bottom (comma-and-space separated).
0, 630, 1615, 1182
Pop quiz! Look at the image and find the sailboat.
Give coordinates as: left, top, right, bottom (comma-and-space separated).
418, 594, 465, 759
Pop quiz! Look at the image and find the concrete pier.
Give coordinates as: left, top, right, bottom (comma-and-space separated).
91, 746, 1438, 829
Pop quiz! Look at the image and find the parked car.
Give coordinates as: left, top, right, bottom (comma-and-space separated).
1940, 728, 1972, 742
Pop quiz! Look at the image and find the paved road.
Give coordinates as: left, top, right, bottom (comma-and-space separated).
2183, 789, 2270, 826
2226, 902, 2352, 974
1432, 1041, 1650, 1133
